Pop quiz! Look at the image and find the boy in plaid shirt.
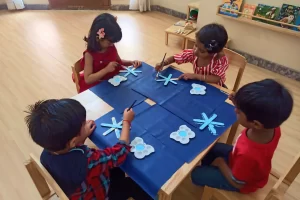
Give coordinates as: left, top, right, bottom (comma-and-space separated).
25, 99, 152, 200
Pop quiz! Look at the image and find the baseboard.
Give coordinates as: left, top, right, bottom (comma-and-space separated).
231, 49, 300, 81
0, 4, 7, 10
111, 4, 129, 11
25, 4, 49, 10
151, 5, 186, 19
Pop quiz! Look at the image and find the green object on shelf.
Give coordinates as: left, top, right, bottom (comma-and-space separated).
189, 9, 198, 20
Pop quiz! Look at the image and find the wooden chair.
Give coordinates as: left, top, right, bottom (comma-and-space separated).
71, 59, 82, 93
223, 48, 247, 92
202, 151, 300, 200
25, 153, 69, 200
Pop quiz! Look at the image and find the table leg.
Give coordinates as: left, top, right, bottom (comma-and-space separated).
185, 39, 188, 49
182, 38, 185, 50
226, 121, 239, 145
158, 191, 172, 200
165, 32, 169, 45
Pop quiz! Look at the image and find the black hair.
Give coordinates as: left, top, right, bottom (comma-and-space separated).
25, 99, 86, 152
196, 23, 228, 54
84, 13, 122, 52
235, 79, 293, 129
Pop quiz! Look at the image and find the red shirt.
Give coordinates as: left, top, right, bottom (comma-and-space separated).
229, 128, 281, 193
78, 45, 123, 93
173, 49, 229, 86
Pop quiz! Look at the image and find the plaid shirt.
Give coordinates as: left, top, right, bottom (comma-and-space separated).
41, 142, 130, 200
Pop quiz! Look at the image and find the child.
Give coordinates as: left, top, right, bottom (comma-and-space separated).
191, 79, 293, 193
77, 13, 142, 93
25, 99, 152, 200
155, 23, 229, 87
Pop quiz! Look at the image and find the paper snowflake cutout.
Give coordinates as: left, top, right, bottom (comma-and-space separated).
156, 74, 178, 86
170, 125, 196, 144
193, 113, 224, 135
108, 75, 127, 86
190, 84, 206, 95
130, 137, 155, 159
101, 117, 123, 138
120, 66, 142, 77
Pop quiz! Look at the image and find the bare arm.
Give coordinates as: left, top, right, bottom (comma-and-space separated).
83, 52, 112, 85
155, 56, 175, 71
212, 157, 244, 189
119, 108, 135, 144
194, 74, 221, 84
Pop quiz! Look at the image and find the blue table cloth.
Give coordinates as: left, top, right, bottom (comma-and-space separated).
131, 67, 187, 104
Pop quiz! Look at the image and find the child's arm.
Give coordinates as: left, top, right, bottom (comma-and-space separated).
87, 108, 135, 170
84, 52, 119, 84
212, 157, 244, 189
179, 73, 222, 84
155, 49, 195, 71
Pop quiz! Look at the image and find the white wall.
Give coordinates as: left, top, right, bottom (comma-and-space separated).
0, 0, 6, 4
197, 0, 300, 71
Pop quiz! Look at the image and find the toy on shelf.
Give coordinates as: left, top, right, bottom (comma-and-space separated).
130, 137, 155, 159
120, 66, 142, 77
101, 117, 123, 138
170, 125, 196, 144
190, 84, 206, 95
175, 21, 196, 35
156, 74, 178, 86
109, 75, 127, 86
193, 113, 224, 135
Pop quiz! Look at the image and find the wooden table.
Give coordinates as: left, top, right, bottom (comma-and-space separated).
165, 20, 196, 50
72, 81, 238, 200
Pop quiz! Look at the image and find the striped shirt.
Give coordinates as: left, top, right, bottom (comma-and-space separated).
174, 49, 229, 86
41, 142, 130, 200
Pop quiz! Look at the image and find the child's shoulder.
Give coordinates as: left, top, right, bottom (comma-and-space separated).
215, 51, 227, 60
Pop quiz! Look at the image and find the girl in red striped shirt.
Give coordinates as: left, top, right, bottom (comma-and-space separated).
155, 23, 229, 87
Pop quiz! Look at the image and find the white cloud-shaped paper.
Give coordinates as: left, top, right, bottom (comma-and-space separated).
170, 125, 196, 144
108, 75, 127, 86
190, 84, 206, 95
130, 137, 155, 159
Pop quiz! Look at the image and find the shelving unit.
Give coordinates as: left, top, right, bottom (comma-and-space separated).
216, 5, 300, 38
186, 2, 200, 22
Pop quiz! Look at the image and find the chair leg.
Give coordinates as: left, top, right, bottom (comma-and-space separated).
185, 39, 188, 49
226, 121, 239, 145
158, 191, 172, 200
182, 38, 185, 50
25, 160, 51, 199
165, 32, 169, 45
202, 186, 214, 200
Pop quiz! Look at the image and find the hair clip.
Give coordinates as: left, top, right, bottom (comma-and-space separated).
97, 28, 105, 39
205, 40, 219, 51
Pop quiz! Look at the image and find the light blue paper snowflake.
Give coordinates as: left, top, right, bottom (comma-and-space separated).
101, 117, 123, 138
120, 66, 142, 77
130, 137, 155, 159
170, 125, 196, 144
193, 113, 224, 135
108, 75, 127, 86
190, 84, 206, 95
156, 74, 178, 86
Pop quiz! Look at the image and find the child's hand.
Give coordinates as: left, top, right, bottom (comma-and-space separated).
179, 73, 198, 80
229, 92, 236, 105
132, 60, 142, 68
105, 62, 119, 73
155, 63, 163, 72
79, 120, 96, 144
123, 108, 135, 122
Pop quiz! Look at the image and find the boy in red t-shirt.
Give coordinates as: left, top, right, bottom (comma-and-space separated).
191, 79, 293, 193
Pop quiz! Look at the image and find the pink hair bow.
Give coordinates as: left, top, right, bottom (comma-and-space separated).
97, 28, 105, 39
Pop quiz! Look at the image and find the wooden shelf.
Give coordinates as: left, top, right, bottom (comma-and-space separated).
216, 6, 300, 38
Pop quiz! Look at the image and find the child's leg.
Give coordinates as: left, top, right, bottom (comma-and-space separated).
108, 168, 152, 200
201, 143, 233, 165
191, 165, 239, 192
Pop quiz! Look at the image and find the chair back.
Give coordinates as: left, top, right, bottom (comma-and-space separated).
72, 59, 82, 93
224, 48, 247, 92
25, 153, 69, 200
